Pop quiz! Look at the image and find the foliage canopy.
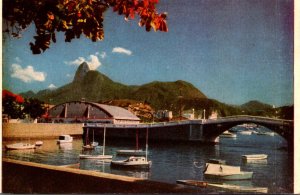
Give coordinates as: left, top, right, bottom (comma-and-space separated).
3, 0, 168, 54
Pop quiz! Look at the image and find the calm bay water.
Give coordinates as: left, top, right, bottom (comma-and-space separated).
2, 127, 293, 193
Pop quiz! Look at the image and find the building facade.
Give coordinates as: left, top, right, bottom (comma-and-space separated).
39, 101, 140, 124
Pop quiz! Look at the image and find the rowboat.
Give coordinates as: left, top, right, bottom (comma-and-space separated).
176, 180, 208, 187
242, 154, 268, 160
207, 183, 268, 193
5, 143, 36, 150
204, 162, 253, 180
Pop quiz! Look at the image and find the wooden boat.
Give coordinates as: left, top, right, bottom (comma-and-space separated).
57, 135, 73, 144
111, 128, 151, 169
220, 130, 237, 138
207, 183, 268, 193
242, 154, 268, 160
116, 129, 146, 156
176, 180, 208, 188
6, 142, 36, 150
204, 162, 253, 180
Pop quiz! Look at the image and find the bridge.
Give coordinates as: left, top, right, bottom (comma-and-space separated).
84, 115, 294, 150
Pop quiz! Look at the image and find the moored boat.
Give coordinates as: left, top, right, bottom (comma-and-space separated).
239, 130, 253, 135
204, 162, 253, 180
35, 141, 43, 146
176, 180, 208, 187
57, 135, 73, 144
6, 142, 36, 150
207, 183, 268, 193
242, 154, 268, 160
220, 130, 237, 138
110, 156, 151, 169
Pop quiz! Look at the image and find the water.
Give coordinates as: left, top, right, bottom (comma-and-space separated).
2, 128, 293, 193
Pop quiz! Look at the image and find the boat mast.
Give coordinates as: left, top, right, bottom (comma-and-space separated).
146, 127, 148, 161
103, 125, 106, 156
136, 129, 139, 150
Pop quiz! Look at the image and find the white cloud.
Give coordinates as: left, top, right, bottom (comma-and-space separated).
48, 84, 57, 90
112, 47, 132, 55
11, 63, 46, 83
65, 54, 101, 70
100, 52, 107, 59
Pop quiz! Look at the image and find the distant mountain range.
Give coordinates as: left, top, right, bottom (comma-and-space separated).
20, 62, 293, 119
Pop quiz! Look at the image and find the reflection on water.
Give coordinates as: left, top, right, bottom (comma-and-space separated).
242, 159, 268, 165
2, 131, 292, 193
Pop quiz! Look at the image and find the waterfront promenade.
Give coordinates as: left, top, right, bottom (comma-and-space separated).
2, 158, 202, 193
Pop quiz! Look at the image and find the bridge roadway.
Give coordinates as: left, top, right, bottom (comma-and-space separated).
84, 115, 293, 149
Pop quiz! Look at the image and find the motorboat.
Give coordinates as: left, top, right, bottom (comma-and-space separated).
207, 183, 268, 193
220, 130, 237, 138
204, 161, 253, 180
242, 154, 268, 160
111, 128, 151, 169
57, 135, 73, 144
110, 156, 151, 169
5, 142, 36, 150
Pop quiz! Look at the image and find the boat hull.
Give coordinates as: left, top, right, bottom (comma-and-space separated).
207, 183, 268, 193
110, 160, 151, 169
176, 180, 208, 188
5, 143, 36, 150
205, 171, 253, 180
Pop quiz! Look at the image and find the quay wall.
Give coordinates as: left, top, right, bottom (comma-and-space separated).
2, 158, 201, 193
2, 123, 83, 140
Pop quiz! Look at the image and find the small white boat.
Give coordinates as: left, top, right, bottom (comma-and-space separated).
207, 183, 268, 193
6, 142, 36, 150
110, 156, 151, 169
116, 149, 146, 156
35, 141, 43, 146
79, 154, 113, 159
57, 135, 73, 144
242, 154, 268, 160
220, 130, 237, 138
204, 162, 253, 180
239, 130, 252, 135
256, 132, 275, 136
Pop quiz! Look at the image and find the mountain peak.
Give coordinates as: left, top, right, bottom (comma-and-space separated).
73, 62, 90, 82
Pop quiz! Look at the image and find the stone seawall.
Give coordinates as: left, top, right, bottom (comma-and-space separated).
2, 123, 83, 140
2, 158, 201, 193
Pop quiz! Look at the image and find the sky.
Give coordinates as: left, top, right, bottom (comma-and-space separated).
2, 0, 294, 107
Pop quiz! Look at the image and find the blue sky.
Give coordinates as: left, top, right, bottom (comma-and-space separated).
2, 0, 294, 106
